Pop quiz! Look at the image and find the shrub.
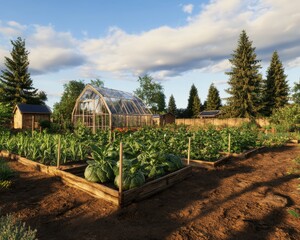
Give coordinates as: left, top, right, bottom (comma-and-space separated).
0, 213, 37, 240
269, 104, 300, 132
0, 159, 14, 181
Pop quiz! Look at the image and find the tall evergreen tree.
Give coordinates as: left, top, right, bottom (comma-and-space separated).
186, 84, 201, 118
206, 83, 221, 110
156, 92, 166, 113
192, 95, 201, 117
168, 94, 177, 115
226, 30, 262, 118
262, 51, 289, 116
0, 37, 44, 106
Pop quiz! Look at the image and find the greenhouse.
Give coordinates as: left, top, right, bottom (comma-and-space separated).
72, 84, 153, 132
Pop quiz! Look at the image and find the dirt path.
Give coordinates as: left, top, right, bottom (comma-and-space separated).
1, 145, 300, 240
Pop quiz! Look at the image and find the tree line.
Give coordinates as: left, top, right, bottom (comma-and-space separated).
1, 31, 300, 129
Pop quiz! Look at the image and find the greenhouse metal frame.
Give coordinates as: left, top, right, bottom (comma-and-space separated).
72, 84, 153, 132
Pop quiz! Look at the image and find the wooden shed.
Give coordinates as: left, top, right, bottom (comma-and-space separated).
152, 112, 175, 126
13, 104, 51, 129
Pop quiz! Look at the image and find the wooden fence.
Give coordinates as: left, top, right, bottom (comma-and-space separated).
175, 118, 269, 128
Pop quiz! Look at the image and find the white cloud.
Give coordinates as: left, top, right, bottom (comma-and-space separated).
0, 21, 26, 38
182, 4, 194, 14
1, 0, 300, 80
26, 25, 85, 74
78, 0, 300, 78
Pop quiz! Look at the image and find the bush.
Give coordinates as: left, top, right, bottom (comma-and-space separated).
0, 159, 14, 181
0, 213, 37, 240
39, 120, 51, 129
269, 104, 300, 132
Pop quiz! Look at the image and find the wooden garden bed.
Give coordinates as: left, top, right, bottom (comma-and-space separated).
0, 150, 192, 207
182, 147, 265, 169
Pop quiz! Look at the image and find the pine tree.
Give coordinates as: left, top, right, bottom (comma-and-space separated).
226, 30, 262, 118
206, 84, 221, 110
156, 92, 166, 113
168, 94, 177, 115
0, 37, 44, 106
187, 84, 200, 118
262, 51, 289, 116
192, 95, 201, 117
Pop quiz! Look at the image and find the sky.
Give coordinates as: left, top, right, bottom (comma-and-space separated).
0, 0, 300, 110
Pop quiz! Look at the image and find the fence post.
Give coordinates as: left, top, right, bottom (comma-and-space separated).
119, 142, 123, 207
57, 135, 61, 168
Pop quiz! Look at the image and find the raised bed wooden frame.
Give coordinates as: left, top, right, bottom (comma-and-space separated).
182, 147, 265, 169
0, 150, 192, 207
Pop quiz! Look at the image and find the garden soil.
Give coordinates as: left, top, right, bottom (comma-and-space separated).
1, 145, 300, 240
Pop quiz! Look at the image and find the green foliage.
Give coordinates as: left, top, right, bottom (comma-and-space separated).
192, 95, 201, 118
269, 104, 300, 132
287, 209, 300, 219
186, 84, 201, 118
0, 37, 44, 106
167, 94, 177, 115
0, 159, 14, 181
0, 103, 12, 128
134, 74, 165, 113
226, 30, 263, 118
114, 165, 145, 190
292, 80, 300, 104
0, 213, 37, 240
206, 83, 221, 110
52, 80, 85, 125
262, 51, 289, 116
0, 180, 12, 189
89, 79, 104, 88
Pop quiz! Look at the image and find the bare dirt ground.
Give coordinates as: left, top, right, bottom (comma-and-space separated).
1, 145, 300, 240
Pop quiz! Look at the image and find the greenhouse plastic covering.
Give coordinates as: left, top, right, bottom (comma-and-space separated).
79, 85, 152, 115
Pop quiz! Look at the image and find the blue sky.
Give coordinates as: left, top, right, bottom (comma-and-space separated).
0, 0, 300, 110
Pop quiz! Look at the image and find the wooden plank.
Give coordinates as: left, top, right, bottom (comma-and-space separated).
121, 166, 192, 207
1, 150, 194, 207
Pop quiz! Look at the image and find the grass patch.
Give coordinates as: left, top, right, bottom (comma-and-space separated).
0, 158, 14, 190
0, 213, 37, 240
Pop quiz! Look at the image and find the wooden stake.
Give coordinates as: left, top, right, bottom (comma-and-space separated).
187, 137, 191, 165
109, 130, 112, 143
228, 133, 231, 155
113, 131, 116, 142
31, 116, 34, 136
119, 142, 123, 206
57, 135, 61, 168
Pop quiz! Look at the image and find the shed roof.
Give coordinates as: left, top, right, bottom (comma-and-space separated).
199, 110, 221, 118
15, 104, 51, 114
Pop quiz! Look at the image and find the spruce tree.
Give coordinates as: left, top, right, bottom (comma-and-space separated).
0, 37, 44, 106
226, 30, 262, 118
192, 95, 201, 118
206, 83, 221, 110
168, 94, 177, 115
262, 51, 289, 116
186, 84, 200, 118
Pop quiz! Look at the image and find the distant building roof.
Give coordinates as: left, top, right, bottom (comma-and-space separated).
15, 104, 51, 114
199, 110, 221, 118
